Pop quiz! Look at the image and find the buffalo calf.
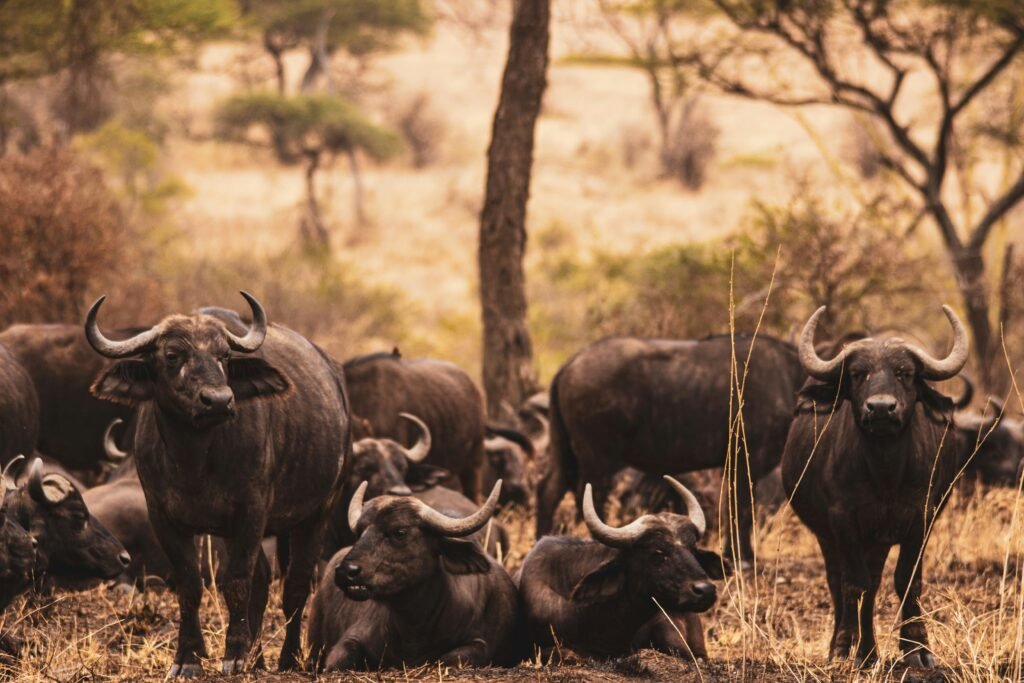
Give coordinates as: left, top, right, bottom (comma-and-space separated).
308, 480, 520, 670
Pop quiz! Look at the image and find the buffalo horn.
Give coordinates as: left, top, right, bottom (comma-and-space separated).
663, 476, 706, 537
85, 295, 160, 358
411, 479, 502, 537
583, 483, 649, 548
398, 413, 431, 463
902, 305, 969, 381
224, 291, 268, 353
103, 419, 128, 461
347, 481, 368, 533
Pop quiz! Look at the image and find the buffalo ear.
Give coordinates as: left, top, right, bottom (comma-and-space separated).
571, 558, 625, 604
694, 548, 731, 580
91, 360, 155, 404
919, 380, 955, 420
228, 357, 292, 401
439, 537, 491, 574
406, 464, 451, 491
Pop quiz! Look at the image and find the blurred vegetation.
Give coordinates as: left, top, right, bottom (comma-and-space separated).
528, 180, 948, 382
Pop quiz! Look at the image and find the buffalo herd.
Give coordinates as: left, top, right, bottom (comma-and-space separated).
0, 292, 1017, 675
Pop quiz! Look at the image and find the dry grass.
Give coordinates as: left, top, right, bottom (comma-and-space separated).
1, 485, 1022, 682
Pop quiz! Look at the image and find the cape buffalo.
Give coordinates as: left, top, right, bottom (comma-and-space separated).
308, 480, 520, 670
0, 344, 38, 470
518, 476, 726, 659
85, 292, 349, 676
0, 486, 34, 610
781, 305, 968, 667
6, 458, 129, 582
482, 424, 535, 509
0, 324, 136, 476
538, 334, 805, 565
325, 415, 509, 558
343, 351, 485, 499
955, 397, 1023, 488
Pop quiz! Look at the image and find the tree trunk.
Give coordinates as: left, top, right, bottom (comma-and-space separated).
345, 148, 366, 228
478, 0, 549, 421
263, 31, 287, 94
301, 151, 329, 248
952, 246, 998, 392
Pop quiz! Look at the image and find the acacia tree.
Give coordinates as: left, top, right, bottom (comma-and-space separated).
702, 0, 1024, 390
216, 92, 400, 246
478, 0, 550, 421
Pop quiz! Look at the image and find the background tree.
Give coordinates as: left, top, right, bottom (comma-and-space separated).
572, 0, 723, 188
702, 0, 1024, 390
244, 0, 430, 94
0, 0, 234, 136
478, 0, 550, 421
216, 92, 400, 246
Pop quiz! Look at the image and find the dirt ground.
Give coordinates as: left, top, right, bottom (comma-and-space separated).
3, 486, 1022, 683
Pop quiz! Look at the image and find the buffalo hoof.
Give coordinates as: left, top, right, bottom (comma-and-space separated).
221, 658, 246, 674
168, 662, 202, 678
901, 650, 936, 668
854, 651, 878, 669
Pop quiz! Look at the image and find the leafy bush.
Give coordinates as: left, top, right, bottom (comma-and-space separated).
0, 146, 132, 327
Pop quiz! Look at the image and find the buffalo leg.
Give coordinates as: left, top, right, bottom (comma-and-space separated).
279, 513, 326, 670
635, 612, 707, 659
722, 455, 755, 569
247, 549, 271, 670
895, 538, 935, 667
535, 463, 568, 536
853, 545, 887, 668
439, 639, 489, 666
820, 538, 848, 660
221, 522, 267, 673
150, 510, 206, 678
837, 542, 871, 667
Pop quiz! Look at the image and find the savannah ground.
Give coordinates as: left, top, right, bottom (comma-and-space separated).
3, 484, 1023, 683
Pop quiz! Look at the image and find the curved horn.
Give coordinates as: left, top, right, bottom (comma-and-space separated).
27, 459, 49, 505
663, 476, 706, 537
103, 419, 128, 462
798, 306, 851, 381
2, 455, 24, 481
347, 481, 368, 533
224, 291, 268, 353
410, 479, 502, 537
85, 295, 160, 359
398, 413, 431, 463
582, 483, 649, 548
952, 374, 974, 410
902, 305, 970, 381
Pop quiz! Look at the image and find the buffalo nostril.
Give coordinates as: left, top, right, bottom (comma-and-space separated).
866, 397, 897, 415
118, 551, 131, 567
343, 562, 361, 581
692, 581, 716, 599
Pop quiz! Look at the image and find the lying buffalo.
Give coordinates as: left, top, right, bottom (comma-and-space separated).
0, 477, 34, 610
519, 476, 726, 658
539, 334, 805, 565
782, 305, 967, 667
0, 324, 135, 476
6, 458, 129, 582
481, 424, 535, 510
956, 397, 1024, 488
343, 351, 485, 499
85, 292, 349, 676
308, 481, 520, 670
325, 415, 509, 559
0, 344, 38, 470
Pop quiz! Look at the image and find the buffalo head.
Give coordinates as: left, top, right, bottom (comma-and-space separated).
85, 292, 291, 429
7, 459, 129, 580
798, 305, 969, 437
336, 480, 502, 601
579, 476, 726, 613
484, 425, 535, 508
348, 413, 447, 497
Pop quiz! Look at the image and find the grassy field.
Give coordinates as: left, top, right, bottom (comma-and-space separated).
3, 484, 1023, 682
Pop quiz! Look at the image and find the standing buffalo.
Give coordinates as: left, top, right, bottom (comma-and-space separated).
308, 481, 520, 670
518, 476, 726, 659
538, 334, 805, 564
85, 292, 349, 676
0, 324, 136, 476
343, 351, 485, 499
0, 344, 38, 470
781, 306, 968, 667
325, 414, 509, 558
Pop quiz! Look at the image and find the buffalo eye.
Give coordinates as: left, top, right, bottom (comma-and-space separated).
165, 350, 181, 365
652, 548, 667, 562
390, 527, 408, 541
